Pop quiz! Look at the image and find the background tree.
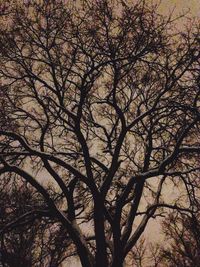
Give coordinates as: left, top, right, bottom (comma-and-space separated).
159, 204, 200, 267
0, 177, 75, 267
0, 1, 199, 266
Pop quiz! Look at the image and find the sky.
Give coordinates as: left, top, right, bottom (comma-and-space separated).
159, 0, 200, 17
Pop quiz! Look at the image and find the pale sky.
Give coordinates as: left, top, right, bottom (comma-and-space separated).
159, 0, 200, 17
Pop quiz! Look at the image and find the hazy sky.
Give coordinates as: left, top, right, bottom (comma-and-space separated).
159, 0, 200, 17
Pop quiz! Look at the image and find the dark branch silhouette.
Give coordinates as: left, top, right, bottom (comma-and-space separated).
0, 1, 199, 266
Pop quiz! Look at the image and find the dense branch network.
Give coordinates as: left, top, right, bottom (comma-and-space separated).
0, 1, 199, 266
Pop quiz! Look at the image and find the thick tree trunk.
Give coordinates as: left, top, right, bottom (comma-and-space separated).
94, 201, 108, 267
78, 252, 94, 267
111, 256, 124, 267
111, 218, 124, 267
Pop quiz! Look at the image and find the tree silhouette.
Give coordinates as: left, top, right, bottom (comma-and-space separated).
0, 178, 74, 267
0, 1, 199, 266
160, 204, 200, 267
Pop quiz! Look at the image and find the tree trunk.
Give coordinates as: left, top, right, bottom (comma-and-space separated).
94, 201, 108, 267
111, 255, 124, 267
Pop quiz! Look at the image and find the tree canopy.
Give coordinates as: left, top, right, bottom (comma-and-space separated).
0, 1, 199, 266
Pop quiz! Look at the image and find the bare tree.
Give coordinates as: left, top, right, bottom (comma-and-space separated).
0, 1, 199, 266
126, 238, 147, 267
159, 204, 200, 267
0, 178, 75, 267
